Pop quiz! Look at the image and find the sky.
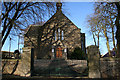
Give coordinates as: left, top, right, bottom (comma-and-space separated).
2, 2, 109, 55
62, 2, 108, 55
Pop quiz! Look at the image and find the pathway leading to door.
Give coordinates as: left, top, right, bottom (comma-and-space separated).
33, 59, 88, 77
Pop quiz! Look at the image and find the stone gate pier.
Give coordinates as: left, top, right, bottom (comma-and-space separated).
2, 47, 34, 77
87, 45, 101, 78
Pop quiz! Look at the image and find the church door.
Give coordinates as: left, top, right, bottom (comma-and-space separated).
56, 47, 62, 58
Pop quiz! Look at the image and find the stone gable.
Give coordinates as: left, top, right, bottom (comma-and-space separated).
24, 3, 86, 59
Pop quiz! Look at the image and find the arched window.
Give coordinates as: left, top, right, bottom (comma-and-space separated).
58, 28, 60, 40
62, 30, 64, 40
55, 31, 57, 40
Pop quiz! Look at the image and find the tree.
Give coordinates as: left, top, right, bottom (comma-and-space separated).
114, 2, 120, 57
1, 2, 56, 47
87, 14, 102, 48
95, 2, 118, 57
69, 47, 87, 60
87, 2, 117, 57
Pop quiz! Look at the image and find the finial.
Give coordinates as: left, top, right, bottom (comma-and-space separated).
56, 2, 62, 11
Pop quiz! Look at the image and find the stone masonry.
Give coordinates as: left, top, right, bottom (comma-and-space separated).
24, 2, 86, 59
2, 47, 33, 77
87, 45, 101, 78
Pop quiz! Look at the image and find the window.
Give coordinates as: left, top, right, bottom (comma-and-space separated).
54, 29, 64, 41
55, 31, 57, 40
58, 28, 60, 40
62, 30, 64, 40
52, 48, 54, 53
64, 48, 67, 53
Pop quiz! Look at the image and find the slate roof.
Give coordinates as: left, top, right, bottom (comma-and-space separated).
24, 25, 40, 37
25, 3, 81, 36
103, 50, 116, 57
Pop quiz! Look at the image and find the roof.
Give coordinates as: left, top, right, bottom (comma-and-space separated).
24, 21, 45, 35
2, 51, 14, 54
25, 3, 81, 36
103, 50, 116, 57
24, 25, 40, 37
42, 10, 81, 30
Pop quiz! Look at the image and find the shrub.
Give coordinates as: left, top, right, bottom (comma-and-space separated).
70, 47, 87, 60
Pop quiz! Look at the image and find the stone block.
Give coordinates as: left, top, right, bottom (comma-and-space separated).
87, 45, 101, 78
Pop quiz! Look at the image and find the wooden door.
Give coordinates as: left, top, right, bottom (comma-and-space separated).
56, 48, 62, 58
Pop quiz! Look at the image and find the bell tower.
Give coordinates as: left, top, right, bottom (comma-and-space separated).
56, 2, 62, 11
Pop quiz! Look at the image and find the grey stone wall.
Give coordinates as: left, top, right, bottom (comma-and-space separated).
2, 59, 21, 75
100, 58, 120, 78
2, 47, 33, 77
34, 59, 88, 76
66, 60, 88, 74
2, 48, 120, 78
34, 60, 87, 70
87, 45, 120, 78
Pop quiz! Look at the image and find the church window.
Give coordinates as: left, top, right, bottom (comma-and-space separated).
64, 48, 67, 53
58, 28, 60, 40
55, 31, 57, 40
62, 30, 64, 40
52, 48, 54, 53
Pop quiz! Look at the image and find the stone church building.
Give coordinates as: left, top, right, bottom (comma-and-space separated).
24, 2, 86, 59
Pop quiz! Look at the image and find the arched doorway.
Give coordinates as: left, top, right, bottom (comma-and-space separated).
56, 47, 62, 58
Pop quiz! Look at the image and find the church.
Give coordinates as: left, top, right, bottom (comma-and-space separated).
24, 2, 86, 59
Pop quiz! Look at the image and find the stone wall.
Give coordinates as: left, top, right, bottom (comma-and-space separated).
34, 59, 87, 69
2, 45, 120, 78
66, 60, 88, 74
2, 47, 33, 77
34, 59, 88, 76
100, 58, 120, 78
2, 59, 22, 75
2, 58, 120, 78
87, 45, 120, 78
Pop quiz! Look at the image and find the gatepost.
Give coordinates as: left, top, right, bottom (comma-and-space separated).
20, 47, 34, 77
87, 45, 101, 78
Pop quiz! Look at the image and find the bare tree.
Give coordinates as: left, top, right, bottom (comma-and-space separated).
95, 2, 117, 57
114, 2, 120, 57
87, 14, 101, 48
1, 2, 56, 47
87, 2, 117, 57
